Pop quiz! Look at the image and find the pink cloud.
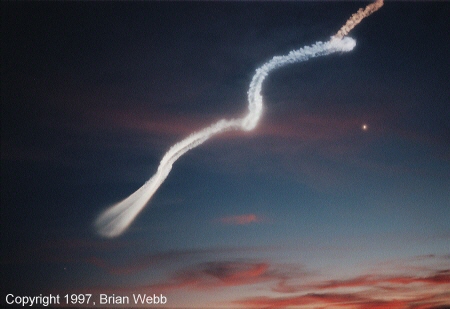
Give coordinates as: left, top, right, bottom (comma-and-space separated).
150, 261, 272, 292
311, 270, 450, 290
255, 112, 367, 141
217, 214, 262, 225
236, 292, 449, 309
45, 253, 450, 309
81, 107, 227, 137
83, 106, 372, 142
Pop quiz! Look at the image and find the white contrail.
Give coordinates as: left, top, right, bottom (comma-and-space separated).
95, 38, 355, 238
96, 1, 382, 238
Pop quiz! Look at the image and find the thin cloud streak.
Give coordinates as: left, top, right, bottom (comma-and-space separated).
217, 214, 263, 226
151, 261, 271, 291
10, 238, 279, 276
82, 105, 447, 160
82, 107, 369, 141
236, 292, 450, 309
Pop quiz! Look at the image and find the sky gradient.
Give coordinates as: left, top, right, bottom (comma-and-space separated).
1, 1, 449, 308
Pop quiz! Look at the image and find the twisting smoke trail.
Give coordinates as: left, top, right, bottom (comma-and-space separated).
95, 39, 354, 238
95, 1, 382, 238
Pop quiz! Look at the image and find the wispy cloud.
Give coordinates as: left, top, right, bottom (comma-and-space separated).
216, 214, 263, 226
81, 107, 369, 143
151, 261, 272, 292
235, 292, 450, 309
142, 258, 450, 307
13, 237, 277, 277
24, 236, 449, 308
310, 270, 450, 289
83, 107, 209, 136
43, 250, 450, 308
237, 268, 450, 309
236, 294, 441, 309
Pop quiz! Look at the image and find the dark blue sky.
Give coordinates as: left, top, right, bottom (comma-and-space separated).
2, 1, 449, 308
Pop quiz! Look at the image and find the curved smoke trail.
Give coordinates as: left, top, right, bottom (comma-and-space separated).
95, 1, 383, 238
333, 0, 383, 40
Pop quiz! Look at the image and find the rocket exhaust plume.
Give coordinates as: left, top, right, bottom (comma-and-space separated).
333, 0, 384, 40
95, 1, 382, 238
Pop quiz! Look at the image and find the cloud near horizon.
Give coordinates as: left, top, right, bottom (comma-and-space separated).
38, 247, 450, 308
78, 260, 450, 308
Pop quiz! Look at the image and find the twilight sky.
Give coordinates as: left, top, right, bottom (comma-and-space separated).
1, 1, 449, 308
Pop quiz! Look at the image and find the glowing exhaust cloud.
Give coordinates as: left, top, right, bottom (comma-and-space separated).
333, 0, 384, 40
95, 1, 382, 238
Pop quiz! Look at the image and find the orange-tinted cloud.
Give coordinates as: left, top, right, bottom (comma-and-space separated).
217, 214, 262, 225
236, 292, 449, 309
312, 270, 450, 290
256, 112, 367, 141
24, 238, 278, 278
82, 106, 227, 138
150, 261, 272, 292
83, 106, 373, 143
237, 293, 367, 309
32, 239, 450, 307
46, 251, 450, 309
